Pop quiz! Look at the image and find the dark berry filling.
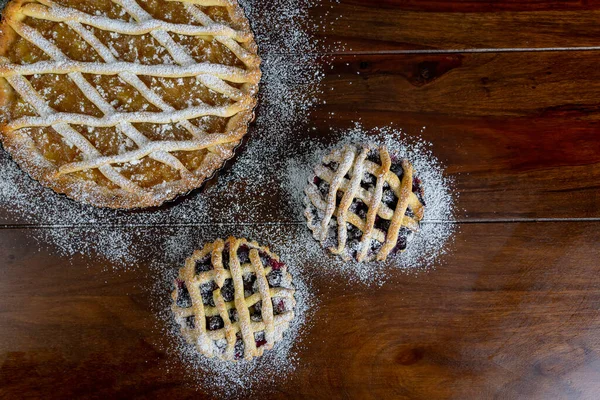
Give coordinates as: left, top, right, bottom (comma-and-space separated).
234, 339, 244, 360
412, 176, 426, 206
267, 269, 283, 287
349, 199, 368, 219
347, 223, 363, 240
392, 237, 407, 253
228, 308, 238, 323
176, 283, 192, 308
309, 206, 320, 221
259, 252, 270, 267
200, 281, 217, 307
360, 172, 377, 191
391, 228, 412, 254
366, 150, 381, 165
215, 340, 227, 354
272, 298, 286, 315
335, 190, 343, 206
386, 155, 426, 206
238, 245, 250, 264
316, 178, 330, 197
382, 185, 398, 209
222, 244, 230, 269
249, 302, 262, 322
374, 216, 391, 232
243, 273, 257, 296
324, 218, 339, 249
269, 258, 285, 271
368, 240, 383, 256
195, 256, 212, 274
206, 315, 224, 331
324, 161, 339, 170
254, 331, 266, 348
221, 279, 235, 302
389, 161, 404, 179
184, 315, 195, 329
348, 242, 360, 259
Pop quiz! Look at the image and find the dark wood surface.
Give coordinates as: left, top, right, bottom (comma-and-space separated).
314, 0, 600, 52
2, 1, 600, 399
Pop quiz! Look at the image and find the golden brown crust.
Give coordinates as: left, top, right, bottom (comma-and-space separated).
171, 237, 296, 361
1, 109, 256, 208
0, 0, 26, 69
304, 144, 426, 262
0, 0, 260, 209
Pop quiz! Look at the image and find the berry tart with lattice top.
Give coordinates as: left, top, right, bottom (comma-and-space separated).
172, 237, 296, 361
305, 144, 426, 262
0, 0, 260, 208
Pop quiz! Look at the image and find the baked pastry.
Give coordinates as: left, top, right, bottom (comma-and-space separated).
305, 144, 426, 262
0, 0, 260, 208
171, 237, 296, 361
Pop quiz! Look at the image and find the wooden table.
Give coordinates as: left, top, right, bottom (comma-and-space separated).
2, 1, 600, 399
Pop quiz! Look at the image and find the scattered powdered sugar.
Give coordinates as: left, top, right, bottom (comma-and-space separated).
147, 225, 317, 397
0, 0, 327, 395
0, 0, 329, 261
281, 123, 457, 285
0, 0, 457, 393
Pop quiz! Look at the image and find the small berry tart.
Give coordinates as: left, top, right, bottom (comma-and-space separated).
172, 237, 296, 361
304, 144, 426, 262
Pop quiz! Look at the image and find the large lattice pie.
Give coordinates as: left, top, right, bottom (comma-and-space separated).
0, 0, 260, 208
305, 144, 426, 262
172, 237, 296, 361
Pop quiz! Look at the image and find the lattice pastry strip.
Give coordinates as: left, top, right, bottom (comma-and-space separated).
0, 0, 260, 208
172, 237, 296, 361
9, 19, 190, 177
305, 144, 426, 262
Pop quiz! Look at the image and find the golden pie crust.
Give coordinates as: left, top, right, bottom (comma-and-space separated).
305, 144, 426, 262
0, 0, 261, 208
172, 237, 296, 361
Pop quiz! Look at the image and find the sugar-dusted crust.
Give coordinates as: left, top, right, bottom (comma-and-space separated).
0, 0, 261, 209
304, 144, 426, 262
172, 237, 296, 361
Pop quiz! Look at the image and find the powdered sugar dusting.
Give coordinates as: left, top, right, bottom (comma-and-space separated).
0, 0, 329, 260
0, 0, 328, 395
0, 0, 457, 394
282, 123, 457, 285
148, 225, 317, 396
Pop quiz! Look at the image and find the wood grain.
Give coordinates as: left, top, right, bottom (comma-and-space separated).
315, 51, 600, 220
1, 51, 600, 225
1, 222, 599, 399
314, 0, 600, 52
321, 0, 600, 12
1, 1, 600, 399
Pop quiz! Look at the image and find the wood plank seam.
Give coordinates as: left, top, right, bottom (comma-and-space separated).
324, 46, 600, 55
2, 218, 600, 229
